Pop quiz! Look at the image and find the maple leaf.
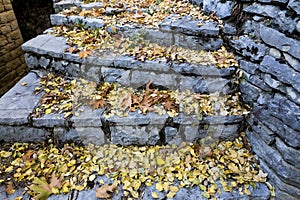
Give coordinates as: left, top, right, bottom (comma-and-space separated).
29, 173, 63, 200
163, 100, 178, 112
86, 99, 106, 110
78, 50, 93, 58
95, 183, 117, 198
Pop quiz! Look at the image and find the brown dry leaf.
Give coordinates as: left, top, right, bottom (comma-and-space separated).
78, 50, 93, 58
96, 183, 117, 198
6, 182, 15, 195
22, 150, 36, 162
50, 173, 63, 190
119, 92, 132, 110
87, 99, 106, 110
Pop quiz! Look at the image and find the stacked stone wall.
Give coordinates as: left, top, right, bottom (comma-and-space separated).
0, 0, 28, 96
194, 0, 300, 199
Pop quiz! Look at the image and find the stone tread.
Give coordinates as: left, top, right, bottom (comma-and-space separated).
0, 72, 244, 146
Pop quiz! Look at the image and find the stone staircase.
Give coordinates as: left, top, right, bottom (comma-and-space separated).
0, 0, 272, 199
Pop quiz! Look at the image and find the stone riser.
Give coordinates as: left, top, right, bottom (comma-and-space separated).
50, 14, 223, 51
0, 72, 244, 146
22, 34, 237, 94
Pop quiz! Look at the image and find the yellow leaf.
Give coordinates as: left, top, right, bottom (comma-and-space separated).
0, 151, 12, 158
45, 109, 52, 114
167, 191, 176, 198
170, 186, 179, 193
156, 158, 165, 165
5, 166, 14, 173
21, 82, 27, 86
151, 191, 159, 199
155, 182, 163, 192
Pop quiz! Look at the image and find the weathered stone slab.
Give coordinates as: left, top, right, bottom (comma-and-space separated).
243, 3, 280, 18
22, 34, 69, 58
202, 0, 235, 19
32, 113, 68, 128
110, 125, 161, 146
0, 72, 42, 125
288, 0, 300, 15
50, 14, 106, 29
0, 125, 50, 142
160, 14, 220, 37
260, 25, 300, 60
260, 55, 300, 93
239, 81, 262, 104
231, 36, 267, 61
71, 106, 103, 127
247, 130, 300, 187
259, 160, 300, 199
54, 127, 106, 146
276, 137, 300, 169
101, 67, 131, 86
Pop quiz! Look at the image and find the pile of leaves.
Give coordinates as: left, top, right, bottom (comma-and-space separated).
52, 24, 237, 68
0, 133, 274, 199
62, 0, 222, 28
31, 74, 249, 119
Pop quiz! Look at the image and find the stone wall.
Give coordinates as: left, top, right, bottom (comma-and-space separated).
0, 0, 28, 96
195, 0, 300, 199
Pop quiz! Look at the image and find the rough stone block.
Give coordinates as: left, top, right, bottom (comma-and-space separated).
101, 67, 130, 86
165, 126, 184, 145
32, 114, 67, 128
71, 106, 103, 127
0, 72, 42, 125
131, 70, 179, 90
260, 25, 300, 60
243, 3, 280, 18
202, 0, 235, 19
110, 125, 161, 146
288, 0, 300, 15
247, 130, 300, 187
276, 137, 300, 169
0, 125, 50, 142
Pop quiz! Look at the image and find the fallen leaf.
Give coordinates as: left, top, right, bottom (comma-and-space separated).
5, 182, 15, 195
96, 183, 117, 198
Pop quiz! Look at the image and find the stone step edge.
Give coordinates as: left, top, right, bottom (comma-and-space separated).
22, 34, 237, 94
0, 72, 245, 146
50, 13, 223, 51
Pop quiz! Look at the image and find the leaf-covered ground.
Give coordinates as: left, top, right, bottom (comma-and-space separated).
0, 133, 274, 199
31, 73, 249, 119
51, 0, 236, 68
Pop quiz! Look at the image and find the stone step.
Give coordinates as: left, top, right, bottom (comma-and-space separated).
22, 34, 238, 95
51, 0, 223, 51
0, 72, 246, 146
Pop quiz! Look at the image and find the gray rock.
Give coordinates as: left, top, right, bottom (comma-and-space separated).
24, 53, 39, 69
248, 117, 275, 145
80, 65, 100, 82
243, 72, 271, 92
286, 86, 300, 105
231, 36, 267, 61
51, 60, 65, 72
242, 20, 261, 39
268, 48, 281, 59
258, 159, 300, 199
243, 3, 280, 18
288, 0, 300, 15
32, 113, 67, 128
239, 60, 260, 75
50, 14, 68, 26
165, 126, 184, 145
66, 62, 80, 77
131, 70, 180, 90
239, 80, 262, 103
110, 125, 161, 146
247, 131, 300, 187
283, 52, 300, 72
263, 74, 285, 93
22, 34, 69, 58
101, 67, 131, 86
253, 104, 300, 148
160, 14, 220, 37
223, 23, 237, 35
260, 55, 300, 93
296, 20, 300, 33
39, 56, 51, 69
202, 0, 236, 19
0, 125, 50, 142
260, 25, 300, 60
188, 0, 203, 6
71, 106, 103, 127
180, 76, 231, 94
272, 11, 296, 33
276, 137, 300, 169
0, 72, 42, 125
